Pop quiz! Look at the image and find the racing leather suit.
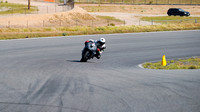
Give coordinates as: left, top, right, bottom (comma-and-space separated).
84, 39, 106, 59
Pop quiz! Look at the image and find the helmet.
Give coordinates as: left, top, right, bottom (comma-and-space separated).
98, 38, 106, 44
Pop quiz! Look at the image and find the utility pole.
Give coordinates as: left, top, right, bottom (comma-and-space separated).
67, 0, 74, 9
64, 0, 67, 5
28, 0, 30, 10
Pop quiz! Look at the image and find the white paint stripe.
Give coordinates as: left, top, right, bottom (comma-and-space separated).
138, 64, 145, 69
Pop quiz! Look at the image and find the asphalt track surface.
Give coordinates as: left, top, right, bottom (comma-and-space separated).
0, 30, 200, 112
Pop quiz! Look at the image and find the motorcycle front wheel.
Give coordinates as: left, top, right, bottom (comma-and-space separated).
80, 50, 90, 62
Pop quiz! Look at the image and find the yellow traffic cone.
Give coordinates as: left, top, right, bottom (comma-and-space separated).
162, 55, 167, 66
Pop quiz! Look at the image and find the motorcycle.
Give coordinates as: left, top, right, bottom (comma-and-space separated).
80, 41, 99, 62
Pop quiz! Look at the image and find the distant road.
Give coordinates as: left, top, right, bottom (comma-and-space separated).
0, 30, 200, 112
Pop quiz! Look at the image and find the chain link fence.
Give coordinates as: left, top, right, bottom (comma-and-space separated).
74, 0, 200, 5
0, 19, 123, 28
0, 18, 199, 28
0, 5, 72, 16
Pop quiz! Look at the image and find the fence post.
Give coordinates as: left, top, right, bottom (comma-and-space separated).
8, 21, 10, 28
27, 20, 29, 28
195, 19, 197, 23
12, 8, 13, 16
107, 19, 109, 26
152, 20, 153, 25
139, 19, 140, 25
47, 6, 48, 14
55, 5, 56, 13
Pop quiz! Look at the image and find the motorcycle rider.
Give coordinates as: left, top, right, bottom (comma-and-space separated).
95, 38, 106, 59
84, 38, 106, 59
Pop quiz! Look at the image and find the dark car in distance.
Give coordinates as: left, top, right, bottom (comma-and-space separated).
167, 8, 190, 16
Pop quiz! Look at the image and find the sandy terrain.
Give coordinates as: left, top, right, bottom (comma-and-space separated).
77, 4, 200, 15
78, 4, 200, 26
0, 6, 97, 28
1, 1, 199, 28
0, 0, 126, 28
89, 12, 157, 26
0, 0, 96, 28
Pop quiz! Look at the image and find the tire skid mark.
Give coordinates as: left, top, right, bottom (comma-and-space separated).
87, 83, 133, 112
0, 101, 88, 112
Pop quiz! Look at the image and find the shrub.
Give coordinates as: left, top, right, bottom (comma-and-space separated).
95, 27, 105, 31
44, 28, 52, 32
170, 60, 175, 63
188, 65, 197, 69
62, 33, 67, 36
148, 1, 153, 4
108, 23, 115, 26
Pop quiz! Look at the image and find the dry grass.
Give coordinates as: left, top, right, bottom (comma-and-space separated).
0, 2, 37, 15
0, 23, 200, 39
141, 16, 200, 24
143, 57, 200, 69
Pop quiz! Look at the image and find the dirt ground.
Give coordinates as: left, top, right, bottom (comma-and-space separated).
77, 4, 200, 15
0, 0, 125, 28
77, 4, 200, 26
0, 6, 98, 28
0, 1, 200, 28
89, 12, 154, 26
